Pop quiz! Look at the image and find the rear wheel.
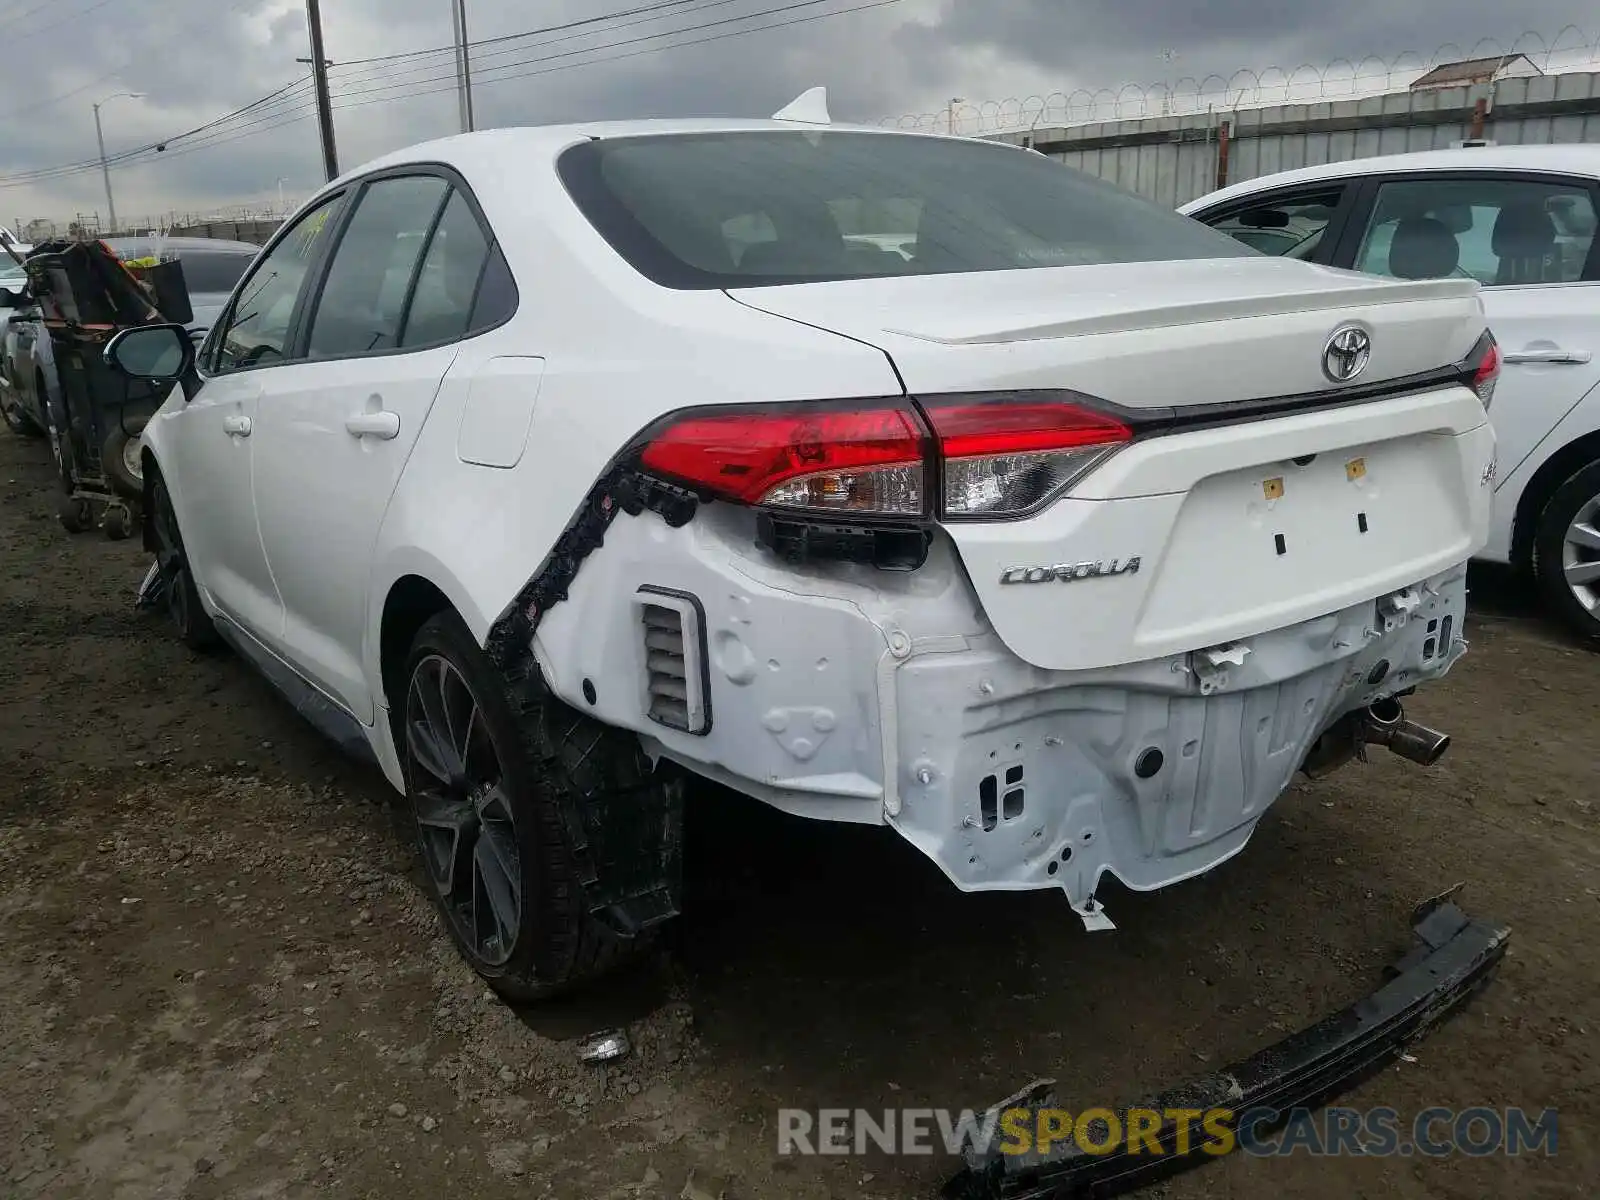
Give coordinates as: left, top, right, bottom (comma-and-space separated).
1533, 458, 1600, 642
149, 472, 221, 651
400, 611, 658, 1000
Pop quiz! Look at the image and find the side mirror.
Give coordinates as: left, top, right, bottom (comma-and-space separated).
104, 322, 194, 383
0, 286, 22, 308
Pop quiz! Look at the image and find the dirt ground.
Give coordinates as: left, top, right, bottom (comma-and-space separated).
0, 425, 1595, 1200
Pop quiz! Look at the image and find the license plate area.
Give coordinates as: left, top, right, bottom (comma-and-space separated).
1139, 432, 1472, 639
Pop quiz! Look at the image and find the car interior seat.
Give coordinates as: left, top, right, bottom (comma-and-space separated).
1387, 216, 1461, 280
1492, 203, 1557, 285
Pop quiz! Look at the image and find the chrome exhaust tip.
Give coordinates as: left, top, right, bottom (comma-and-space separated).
1361, 699, 1451, 767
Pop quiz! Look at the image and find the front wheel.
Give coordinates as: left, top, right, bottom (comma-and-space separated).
400, 611, 663, 1001
149, 473, 221, 652
1533, 458, 1600, 642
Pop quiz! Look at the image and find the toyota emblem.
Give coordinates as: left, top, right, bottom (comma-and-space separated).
1322, 325, 1372, 383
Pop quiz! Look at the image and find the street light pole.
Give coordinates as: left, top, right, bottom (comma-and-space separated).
451, 0, 475, 133
92, 91, 143, 237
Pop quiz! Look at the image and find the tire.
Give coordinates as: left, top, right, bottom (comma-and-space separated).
399, 610, 662, 1001
103, 503, 131, 541
1532, 457, 1600, 642
102, 416, 148, 499
56, 493, 92, 533
1, 393, 43, 438
148, 472, 222, 652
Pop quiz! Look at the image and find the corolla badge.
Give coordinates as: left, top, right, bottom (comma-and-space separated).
1322, 325, 1372, 383
999, 558, 1142, 585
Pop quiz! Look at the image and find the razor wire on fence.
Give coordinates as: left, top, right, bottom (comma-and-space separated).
884, 27, 1600, 136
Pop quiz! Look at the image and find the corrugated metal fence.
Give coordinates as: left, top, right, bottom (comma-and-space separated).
992, 71, 1600, 207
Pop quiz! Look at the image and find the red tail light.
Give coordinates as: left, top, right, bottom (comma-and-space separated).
1470, 338, 1500, 411
637, 392, 1131, 522
637, 404, 927, 515
921, 396, 1132, 518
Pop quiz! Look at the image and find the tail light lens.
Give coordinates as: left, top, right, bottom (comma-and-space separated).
1465, 332, 1500, 411
636, 392, 1129, 523
921, 397, 1132, 518
637, 404, 926, 515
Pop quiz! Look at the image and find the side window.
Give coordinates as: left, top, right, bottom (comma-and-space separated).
468, 244, 516, 331
1352, 176, 1598, 286
1202, 189, 1343, 260
213, 194, 343, 373
306, 175, 449, 358
399, 189, 492, 348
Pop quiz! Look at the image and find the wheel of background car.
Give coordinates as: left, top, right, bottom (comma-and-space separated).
101, 414, 148, 499
149, 472, 221, 652
1532, 457, 1600, 643
1, 394, 42, 437
399, 610, 663, 1001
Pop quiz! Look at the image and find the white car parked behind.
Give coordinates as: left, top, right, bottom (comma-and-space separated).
1182, 145, 1600, 640
103, 108, 1497, 999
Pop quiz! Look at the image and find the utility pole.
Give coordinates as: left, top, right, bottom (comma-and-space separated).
305, 0, 340, 181
92, 91, 143, 236
451, 0, 475, 133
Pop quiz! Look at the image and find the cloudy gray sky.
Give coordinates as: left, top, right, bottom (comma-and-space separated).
0, 0, 1594, 226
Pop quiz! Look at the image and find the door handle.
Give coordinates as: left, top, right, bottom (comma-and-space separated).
222, 414, 252, 437
345, 410, 400, 440
1502, 347, 1593, 365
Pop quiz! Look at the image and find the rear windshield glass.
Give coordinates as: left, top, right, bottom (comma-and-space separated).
558, 130, 1251, 289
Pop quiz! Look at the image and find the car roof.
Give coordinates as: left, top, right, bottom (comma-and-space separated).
103, 234, 261, 256
1180, 144, 1600, 212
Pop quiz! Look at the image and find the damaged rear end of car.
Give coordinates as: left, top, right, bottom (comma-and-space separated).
497, 126, 1501, 934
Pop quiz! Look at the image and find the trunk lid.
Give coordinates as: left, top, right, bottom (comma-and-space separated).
730, 258, 1496, 671
728, 257, 1485, 406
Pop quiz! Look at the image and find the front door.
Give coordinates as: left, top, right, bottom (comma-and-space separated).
170, 191, 347, 637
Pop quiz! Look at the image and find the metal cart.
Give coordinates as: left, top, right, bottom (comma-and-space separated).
19, 238, 192, 538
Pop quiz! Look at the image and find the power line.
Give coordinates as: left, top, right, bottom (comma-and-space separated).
326, 0, 756, 93
0, 78, 314, 188
326, 0, 899, 107
0, 0, 902, 189
8, 0, 121, 45
333, 0, 707, 68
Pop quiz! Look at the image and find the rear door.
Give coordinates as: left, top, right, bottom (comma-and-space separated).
247, 170, 509, 722
1328, 170, 1600, 493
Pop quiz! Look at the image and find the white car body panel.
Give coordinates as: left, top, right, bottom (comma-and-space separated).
135, 120, 1496, 920
1180, 145, 1600, 572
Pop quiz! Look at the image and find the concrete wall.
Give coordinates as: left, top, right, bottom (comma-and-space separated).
165, 218, 282, 246
993, 71, 1600, 208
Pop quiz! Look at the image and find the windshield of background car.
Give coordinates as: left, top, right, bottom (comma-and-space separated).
557, 131, 1254, 288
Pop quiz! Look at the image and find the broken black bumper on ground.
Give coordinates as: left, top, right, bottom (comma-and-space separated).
943, 900, 1510, 1200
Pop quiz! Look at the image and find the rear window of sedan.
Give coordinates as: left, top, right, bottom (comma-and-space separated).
179, 250, 257, 294
557, 130, 1251, 289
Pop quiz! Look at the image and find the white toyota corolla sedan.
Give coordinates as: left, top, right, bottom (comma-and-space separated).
104, 104, 1498, 999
